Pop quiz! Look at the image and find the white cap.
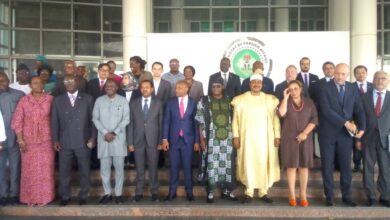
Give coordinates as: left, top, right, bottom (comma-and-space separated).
250, 74, 263, 81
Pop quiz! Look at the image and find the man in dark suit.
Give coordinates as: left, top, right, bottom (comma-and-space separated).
208, 57, 241, 99
296, 57, 319, 98
318, 63, 366, 207
309, 61, 335, 108
361, 71, 390, 207
127, 80, 163, 202
241, 61, 274, 95
162, 80, 199, 202
51, 75, 95, 206
352, 65, 374, 173
274, 65, 298, 101
52, 60, 87, 96
86, 63, 110, 102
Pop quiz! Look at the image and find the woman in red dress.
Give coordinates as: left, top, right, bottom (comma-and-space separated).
11, 76, 55, 206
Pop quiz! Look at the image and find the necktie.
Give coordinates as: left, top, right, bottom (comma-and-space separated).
375, 92, 382, 117
223, 73, 227, 87
304, 74, 309, 87
70, 94, 76, 107
143, 99, 149, 121
338, 85, 344, 106
359, 83, 365, 95
100, 80, 105, 90
179, 97, 184, 136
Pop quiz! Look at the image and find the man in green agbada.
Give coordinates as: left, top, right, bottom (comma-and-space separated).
195, 78, 237, 203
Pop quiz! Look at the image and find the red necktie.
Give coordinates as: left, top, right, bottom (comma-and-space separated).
375, 92, 382, 117
359, 84, 364, 95
100, 80, 104, 90
179, 98, 184, 136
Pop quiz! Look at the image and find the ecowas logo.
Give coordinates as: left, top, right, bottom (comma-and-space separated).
223, 37, 273, 79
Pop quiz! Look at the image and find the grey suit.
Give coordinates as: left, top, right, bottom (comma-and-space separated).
51, 92, 95, 200
154, 79, 171, 106
128, 96, 163, 196
361, 90, 390, 201
189, 80, 204, 102
0, 88, 24, 200
93, 94, 130, 196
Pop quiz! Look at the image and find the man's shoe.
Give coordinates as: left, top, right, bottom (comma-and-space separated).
379, 198, 390, 207
242, 195, 252, 203
366, 199, 375, 207
151, 194, 159, 202
0, 197, 6, 206
207, 192, 214, 203
164, 194, 176, 202
99, 194, 112, 205
8, 197, 19, 205
221, 191, 238, 201
60, 199, 70, 206
187, 194, 194, 202
352, 166, 360, 173
342, 198, 357, 207
115, 196, 124, 204
133, 195, 143, 202
325, 198, 333, 206
260, 195, 273, 203
79, 199, 87, 205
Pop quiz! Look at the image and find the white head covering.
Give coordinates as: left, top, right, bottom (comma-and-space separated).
250, 74, 263, 81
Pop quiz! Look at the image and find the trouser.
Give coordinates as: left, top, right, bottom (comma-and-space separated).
100, 156, 125, 196
59, 147, 91, 200
353, 138, 363, 168
0, 146, 20, 198
363, 130, 390, 201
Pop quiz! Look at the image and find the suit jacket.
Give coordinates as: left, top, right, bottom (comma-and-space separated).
154, 78, 171, 106
274, 80, 288, 101
318, 81, 366, 138
353, 81, 373, 96
309, 77, 328, 108
86, 78, 106, 102
127, 97, 163, 148
162, 96, 199, 146
52, 75, 87, 97
208, 72, 241, 99
297, 72, 319, 98
362, 91, 390, 150
241, 76, 274, 95
51, 92, 95, 149
188, 80, 204, 102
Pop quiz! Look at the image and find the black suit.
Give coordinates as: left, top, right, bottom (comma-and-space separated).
51, 92, 95, 201
86, 78, 106, 102
274, 80, 288, 101
297, 72, 319, 98
241, 76, 274, 95
52, 75, 87, 97
361, 91, 390, 202
154, 79, 171, 106
318, 81, 365, 202
208, 72, 241, 99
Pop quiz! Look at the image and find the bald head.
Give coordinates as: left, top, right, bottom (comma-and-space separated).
334, 63, 350, 85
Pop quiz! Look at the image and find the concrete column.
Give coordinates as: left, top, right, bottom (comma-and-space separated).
122, 0, 149, 72
171, 0, 183, 32
351, 0, 377, 81
256, 17, 268, 32
328, 0, 350, 31
274, 0, 289, 31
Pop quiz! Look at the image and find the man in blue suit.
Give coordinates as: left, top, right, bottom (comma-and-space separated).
352, 65, 373, 173
162, 80, 199, 202
318, 63, 366, 207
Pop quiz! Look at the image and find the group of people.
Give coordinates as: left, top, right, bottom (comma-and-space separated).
0, 55, 389, 210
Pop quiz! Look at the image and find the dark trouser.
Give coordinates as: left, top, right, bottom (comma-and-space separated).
168, 137, 193, 196
90, 146, 100, 169
59, 147, 91, 200
0, 146, 20, 199
319, 132, 353, 201
353, 139, 363, 169
363, 130, 390, 201
134, 137, 159, 196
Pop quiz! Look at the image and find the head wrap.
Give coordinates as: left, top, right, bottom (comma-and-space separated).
35, 54, 48, 64
250, 73, 263, 81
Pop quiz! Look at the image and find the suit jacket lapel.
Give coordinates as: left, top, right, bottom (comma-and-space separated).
329, 82, 342, 108
380, 91, 390, 116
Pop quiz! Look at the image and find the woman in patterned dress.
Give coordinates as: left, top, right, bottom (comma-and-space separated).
11, 76, 55, 206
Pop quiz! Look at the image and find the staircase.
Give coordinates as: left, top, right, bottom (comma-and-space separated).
1, 159, 390, 219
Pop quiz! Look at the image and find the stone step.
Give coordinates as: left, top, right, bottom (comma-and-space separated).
2, 197, 390, 219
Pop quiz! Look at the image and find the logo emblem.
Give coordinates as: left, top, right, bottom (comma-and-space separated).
224, 37, 272, 79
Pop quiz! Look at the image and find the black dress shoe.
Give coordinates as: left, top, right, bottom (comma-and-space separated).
79, 199, 87, 205
379, 198, 390, 207
0, 197, 7, 206
8, 197, 19, 205
242, 195, 252, 203
342, 198, 357, 207
260, 195, 273, 203
151, 194, 159, 202
99, 194, 112, 205
325, 198, 333, 206
221, 191, 238, 201
366, 199, 375, 207
352, 166, 360, 173
133, 195, 143, 202
187, 194, 194, 202
164, 194, 176, 202
115, 196, 124, 204
60, 199, 70, 206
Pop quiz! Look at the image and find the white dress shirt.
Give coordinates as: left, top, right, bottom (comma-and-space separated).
373, 89, 386, 109
142, 96, 151, 109
153, 79, 161, 96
